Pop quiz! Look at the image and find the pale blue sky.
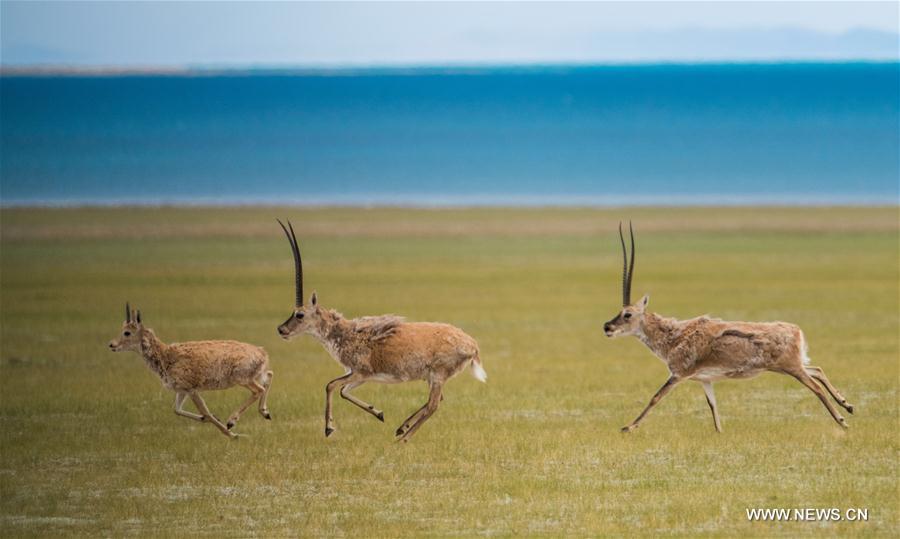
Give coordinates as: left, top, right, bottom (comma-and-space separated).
2, 1, 898, 67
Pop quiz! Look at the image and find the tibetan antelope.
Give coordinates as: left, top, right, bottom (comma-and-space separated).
275, 220, 486, 442
108, 304, 274, 438
605, 223, 853, 433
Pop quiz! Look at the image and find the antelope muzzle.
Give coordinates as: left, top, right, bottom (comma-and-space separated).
277, 321, 291, 339
603, 317, 618, 337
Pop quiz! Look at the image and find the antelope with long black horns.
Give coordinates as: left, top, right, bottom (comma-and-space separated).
604, 223, 853, 432
275, 219, 486, 442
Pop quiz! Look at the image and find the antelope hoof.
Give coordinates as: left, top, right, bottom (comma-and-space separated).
200, 415, 207, 422
847, 404, 854, 414
620, 425, 637, 433
325, 426, 335, 437
395, 426, 406, 437
226, 420, 235, 430
263, 411, 272, 420
376, 411, 385, 422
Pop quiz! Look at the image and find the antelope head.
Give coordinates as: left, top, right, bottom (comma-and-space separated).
604, 222, 649, 338
276, 219, 321, 340
109, 302, 144, 352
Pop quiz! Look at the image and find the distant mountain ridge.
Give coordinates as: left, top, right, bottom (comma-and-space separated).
2, 27, 897, 67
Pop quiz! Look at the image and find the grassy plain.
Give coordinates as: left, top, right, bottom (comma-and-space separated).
1, 206, 897, 537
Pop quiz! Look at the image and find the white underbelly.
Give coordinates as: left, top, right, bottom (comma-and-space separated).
692, 367, 764, 382
365, 372, 406, 384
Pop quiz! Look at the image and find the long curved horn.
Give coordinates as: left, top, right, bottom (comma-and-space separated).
125, 302, 131, 322
619, 223, 630, 306
287, 221, 303, 307
277, 219, 303, 307
626, 221, 635, 306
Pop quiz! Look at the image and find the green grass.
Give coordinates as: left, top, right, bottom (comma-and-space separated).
1, 206, 897, 537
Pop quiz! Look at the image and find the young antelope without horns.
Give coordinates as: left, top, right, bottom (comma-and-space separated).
275, 220, 487, 442
108, 304, 274, 438
604, 223, 853, 433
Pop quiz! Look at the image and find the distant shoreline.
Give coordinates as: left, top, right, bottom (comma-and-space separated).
2, 193, 897, 209
2, 60, 897, 77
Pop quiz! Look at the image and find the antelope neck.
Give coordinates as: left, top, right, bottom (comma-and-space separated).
309, 309, 352, 356
637, 312, 679, 358
139, 328, 170, 378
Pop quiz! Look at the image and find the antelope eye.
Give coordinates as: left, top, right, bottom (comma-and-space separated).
623, 313, 632, 320
124, 331, 131, 336
295, 312, 304, 320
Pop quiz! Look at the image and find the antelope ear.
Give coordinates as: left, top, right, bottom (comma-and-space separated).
136, 310, 142, 324
639, 294, 650, 309
310, 291, 318, 306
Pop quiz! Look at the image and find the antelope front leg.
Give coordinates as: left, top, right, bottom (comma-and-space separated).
701, 382, 723, 433
173, 391, 205, 422
324, 372, 355, 437
397, 381, 443, 443
341, 380, 385, 422
621, 376, 682, 433
189, 391, 236, 438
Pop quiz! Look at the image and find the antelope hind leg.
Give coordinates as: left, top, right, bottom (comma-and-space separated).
396, 392, 446, 436
396, 403, 429, 437
701, 382, 723, 433
398, 382, 443, 443
258, 370, 273, 420
226, 384, 263, 430
804, 365, 853, 414
787, 370, 848, 428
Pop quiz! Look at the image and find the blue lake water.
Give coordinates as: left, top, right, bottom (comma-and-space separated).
1, 63, 898, 206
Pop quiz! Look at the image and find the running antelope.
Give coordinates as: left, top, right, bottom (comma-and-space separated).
605, 223, 853, 432
275, 220, 486, 442
108, 304, 274, 438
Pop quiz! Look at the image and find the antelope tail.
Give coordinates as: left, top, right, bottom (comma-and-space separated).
470, 353, 487, 383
